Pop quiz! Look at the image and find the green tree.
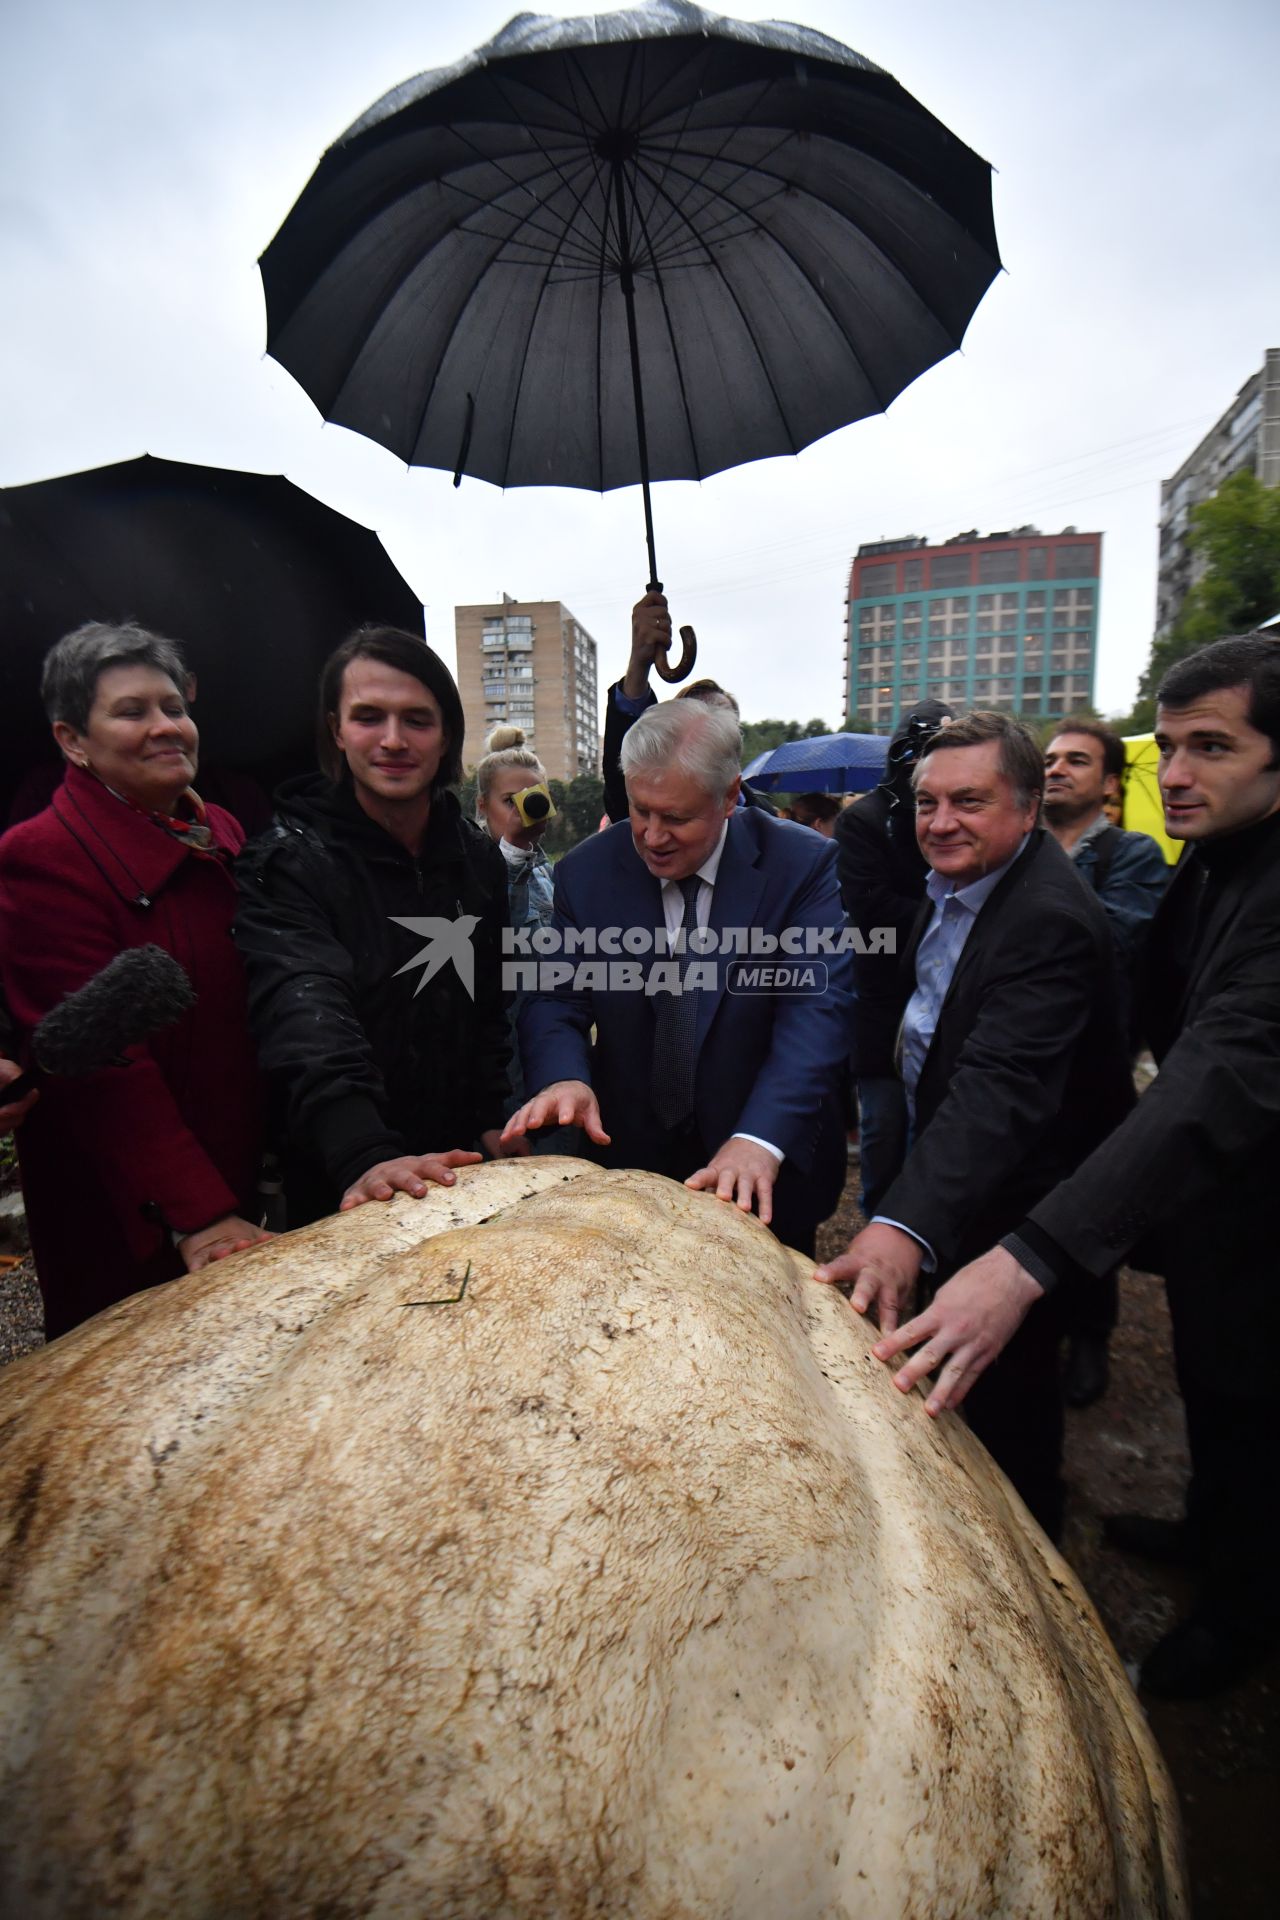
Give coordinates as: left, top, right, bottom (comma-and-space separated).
546, 772, 605, 854
1133, 469, 1280, 725
739, 715, 834, 767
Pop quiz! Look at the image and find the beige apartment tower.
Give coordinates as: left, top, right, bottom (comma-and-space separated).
454, 596, 600, 782
1156, 349, 1280, 640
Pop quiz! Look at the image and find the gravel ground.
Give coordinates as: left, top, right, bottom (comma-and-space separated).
2, 1155, 1273, 1914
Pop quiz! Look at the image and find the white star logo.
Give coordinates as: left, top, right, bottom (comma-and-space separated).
388, 915, 480, 1000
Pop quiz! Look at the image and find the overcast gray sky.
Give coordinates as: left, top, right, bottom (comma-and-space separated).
4, 0, 1278, 725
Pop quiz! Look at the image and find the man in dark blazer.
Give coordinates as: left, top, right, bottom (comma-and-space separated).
816, 711, 1132, 1538
873, 634, 1280, 1695
505, 700, 851, 1255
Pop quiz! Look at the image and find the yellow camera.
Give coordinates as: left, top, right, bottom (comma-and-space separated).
513, 781, 557, 828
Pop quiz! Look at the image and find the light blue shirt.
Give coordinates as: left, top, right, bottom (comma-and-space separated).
876, 835, 1029, 1267
900, 844, 1027, 1117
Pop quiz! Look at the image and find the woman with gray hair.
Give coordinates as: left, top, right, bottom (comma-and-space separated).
0, 621, 268, 1337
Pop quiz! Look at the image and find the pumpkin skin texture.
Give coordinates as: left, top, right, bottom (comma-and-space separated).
0, 1160, 1185, 1918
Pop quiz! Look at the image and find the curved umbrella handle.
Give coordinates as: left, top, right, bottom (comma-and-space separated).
654, 623, 697, 684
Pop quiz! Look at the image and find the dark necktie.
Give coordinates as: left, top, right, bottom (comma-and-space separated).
650, 874, 703, 1130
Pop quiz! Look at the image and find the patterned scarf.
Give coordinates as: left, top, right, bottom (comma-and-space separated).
119, 785, 223, 857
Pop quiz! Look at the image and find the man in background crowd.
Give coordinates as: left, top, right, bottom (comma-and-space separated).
601, 591, 775, 823
1043, 721, 1168, 997
834, 700, 953, 1213
1042, 720, 1169, 1406
872, 635, 1280, 1696
786, 793, 840, 835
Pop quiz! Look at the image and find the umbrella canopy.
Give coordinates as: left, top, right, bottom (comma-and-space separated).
0, 456, 423, 825
743, 732, 887, 793
260, 0, 1001, 583
1120, 735, 1179, 866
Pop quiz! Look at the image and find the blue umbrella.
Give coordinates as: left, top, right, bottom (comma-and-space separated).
743, 733, 887, 793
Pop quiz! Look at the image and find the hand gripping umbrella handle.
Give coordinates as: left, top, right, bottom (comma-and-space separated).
653, 623, 697, 683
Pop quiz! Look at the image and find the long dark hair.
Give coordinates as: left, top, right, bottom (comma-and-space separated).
317, 626, 464, 791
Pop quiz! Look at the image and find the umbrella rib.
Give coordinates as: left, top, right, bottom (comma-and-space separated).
443, 114, 611, 262
639, 143, 942, 413
630, 150, 806, 458
325, 146, 602, 451
494, 129, 618, 485
621, 162, 702, 482
649, 134, 977, 357
637, 57, 777, 261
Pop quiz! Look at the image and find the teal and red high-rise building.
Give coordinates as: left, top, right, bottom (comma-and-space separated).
844, 528, 1102, 732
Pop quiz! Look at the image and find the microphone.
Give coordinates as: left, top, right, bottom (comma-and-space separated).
4, 947, 196, 1100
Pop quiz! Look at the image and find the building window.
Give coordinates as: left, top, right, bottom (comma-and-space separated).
1053, 587, 1095, 626
1022, 675, 1042, 698
1026, 547, 1048, 579
859, 562, 898, 594
899, 682, 921, 704
858, 604, 896, 643
927, 639, 947, 663
903, 558, 925, 590
930, 552, 972, 588
977, 547, 1020, 583
1054, 544, 1095, 578
927, 596, 970, 637
901, 600, 922, 638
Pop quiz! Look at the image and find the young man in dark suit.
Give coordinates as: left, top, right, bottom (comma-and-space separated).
1042, 720, 1169, 1407
873, 634, 1280, 1695
505, 699, 851, 1257
816, 710, 1132, 1538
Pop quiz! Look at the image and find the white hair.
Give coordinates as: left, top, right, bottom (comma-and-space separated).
620, 700, 742, 803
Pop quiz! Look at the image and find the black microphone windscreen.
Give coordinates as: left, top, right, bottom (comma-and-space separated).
32, 946, 197, 1076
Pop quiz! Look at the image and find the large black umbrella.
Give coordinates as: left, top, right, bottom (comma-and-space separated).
0, 455, 422, 824
260, 0, 1000, 644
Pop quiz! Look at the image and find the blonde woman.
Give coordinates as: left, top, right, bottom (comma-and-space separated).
474, 727, 565, 1127
474, 727, 555, 938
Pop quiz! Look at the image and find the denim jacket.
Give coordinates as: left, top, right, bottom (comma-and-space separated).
1072, 822, 1169, 973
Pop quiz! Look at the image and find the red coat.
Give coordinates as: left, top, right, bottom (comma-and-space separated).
0, 767, 261, 1336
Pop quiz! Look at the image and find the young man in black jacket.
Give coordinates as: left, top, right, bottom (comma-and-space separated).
234, 627, 517, 1226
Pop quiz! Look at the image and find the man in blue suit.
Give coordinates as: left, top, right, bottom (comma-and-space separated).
503, 701, 852, 1255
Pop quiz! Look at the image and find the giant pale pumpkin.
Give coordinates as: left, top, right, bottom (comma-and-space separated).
0, 1160, 1185, 1916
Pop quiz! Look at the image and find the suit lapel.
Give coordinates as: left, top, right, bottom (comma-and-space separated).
913, 832, 1043, 1087
700, 813, 765, 1051
610, 822, 665, 934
